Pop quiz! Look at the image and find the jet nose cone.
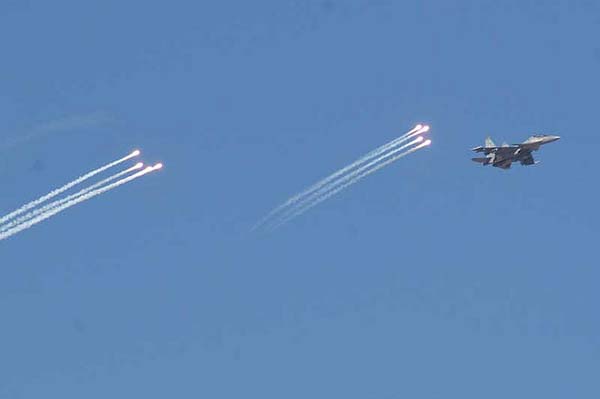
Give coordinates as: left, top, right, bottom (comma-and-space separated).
548, 135, 560, 142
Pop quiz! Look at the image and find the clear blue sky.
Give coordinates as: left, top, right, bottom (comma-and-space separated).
1, 1, 599, 397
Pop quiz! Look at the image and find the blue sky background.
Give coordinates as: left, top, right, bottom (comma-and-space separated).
1, 1, 599, 397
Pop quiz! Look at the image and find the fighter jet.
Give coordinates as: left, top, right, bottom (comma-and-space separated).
471, 134, 560, 169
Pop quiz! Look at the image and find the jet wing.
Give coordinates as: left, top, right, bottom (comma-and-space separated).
495, 145, 519, 154
472, 145, 518, 155
495, 159, 512, 169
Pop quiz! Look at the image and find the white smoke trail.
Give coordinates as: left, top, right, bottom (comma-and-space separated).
0, 163, 144, 233
269, 140, 431, 231
0, 150, 140, 226
268, 137, 424, 230
252, 124, 428, 231
0, 165, 160, 242
0, 112, 112, 153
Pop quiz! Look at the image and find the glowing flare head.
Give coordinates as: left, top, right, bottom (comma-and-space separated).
153, 163, 163, 170
131, 149, 141, 157
420, 125, 430, 133
414, 124, 423, 130
134, 162, 144, 169
415, 136, 424, 143
423, 139, 432, 146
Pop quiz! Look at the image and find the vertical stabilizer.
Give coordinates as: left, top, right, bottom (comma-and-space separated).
485, 137, 496, 147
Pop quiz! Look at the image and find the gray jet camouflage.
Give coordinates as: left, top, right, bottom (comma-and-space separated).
471, 134, 560, 169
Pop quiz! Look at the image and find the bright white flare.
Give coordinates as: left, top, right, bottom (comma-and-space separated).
268, 137, 425, 230
0, 163, 144, 233
0, 166, 157, 241
252, 125, 424, 232
0, 150, 141, 226
270, 138, 432, 231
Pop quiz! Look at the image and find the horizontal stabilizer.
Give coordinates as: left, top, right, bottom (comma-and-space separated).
472, 157, 490, 165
